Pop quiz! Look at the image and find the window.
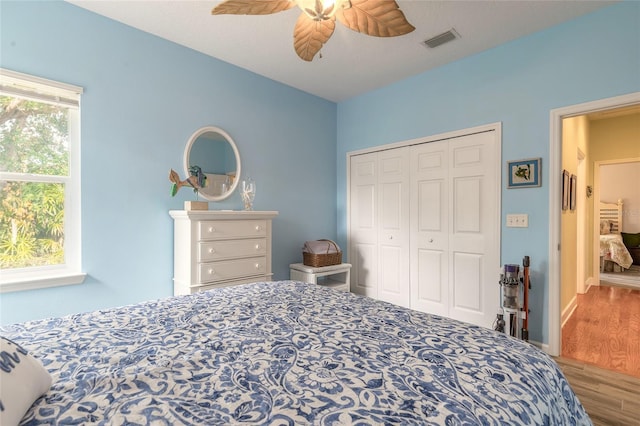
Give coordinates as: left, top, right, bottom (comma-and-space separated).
0, 69, 85, 292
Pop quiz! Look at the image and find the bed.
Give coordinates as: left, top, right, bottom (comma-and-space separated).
1, 281, 591, 425
599, 199, 633, 271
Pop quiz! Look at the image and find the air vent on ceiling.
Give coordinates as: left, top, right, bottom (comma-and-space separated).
422, 29, 459, 49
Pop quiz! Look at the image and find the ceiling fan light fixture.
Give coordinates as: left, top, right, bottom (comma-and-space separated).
211, 0, 412, 62
295, 0, 350, 21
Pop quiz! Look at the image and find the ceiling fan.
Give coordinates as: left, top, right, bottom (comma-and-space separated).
211, 0, 415, 61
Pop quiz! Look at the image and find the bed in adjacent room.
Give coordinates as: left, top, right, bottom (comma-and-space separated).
599, 200, 633, 271
1, 281, 591, 425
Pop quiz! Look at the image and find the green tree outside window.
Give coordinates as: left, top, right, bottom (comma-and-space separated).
0, 96, 69, 269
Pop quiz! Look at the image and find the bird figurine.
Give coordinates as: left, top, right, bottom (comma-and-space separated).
169, 166, 207, 196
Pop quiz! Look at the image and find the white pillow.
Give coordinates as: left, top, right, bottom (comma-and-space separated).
0, 336, 52, 426
600, 220, 612, 235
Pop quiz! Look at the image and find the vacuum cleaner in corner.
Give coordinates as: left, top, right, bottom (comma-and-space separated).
495, 256, 531, 341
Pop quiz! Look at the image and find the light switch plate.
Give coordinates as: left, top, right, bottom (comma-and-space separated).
506, 214, 529, 228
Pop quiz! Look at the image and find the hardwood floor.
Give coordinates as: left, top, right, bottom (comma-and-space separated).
562, 284, 640, 378
555, 357, 640, 426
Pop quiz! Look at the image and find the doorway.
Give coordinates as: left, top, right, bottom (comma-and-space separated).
548, 92, 640, 357
595, 159, 640, 290
563, 155, 640, 377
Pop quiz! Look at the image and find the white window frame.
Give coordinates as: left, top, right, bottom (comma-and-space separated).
0, 68, 86, 293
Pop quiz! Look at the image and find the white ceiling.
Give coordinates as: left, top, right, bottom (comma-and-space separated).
67, 0, 616, 102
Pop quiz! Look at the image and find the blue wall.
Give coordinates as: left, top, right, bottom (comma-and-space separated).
0, 1, 337, 324
335, 2, 640, 343
2, 1, 638, 345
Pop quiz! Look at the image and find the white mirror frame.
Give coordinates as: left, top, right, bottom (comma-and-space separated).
183, 126, 241, 202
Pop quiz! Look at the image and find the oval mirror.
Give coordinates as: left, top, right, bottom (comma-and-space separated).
183, 126, 241, 201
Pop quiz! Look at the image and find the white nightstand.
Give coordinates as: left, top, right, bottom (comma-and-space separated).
290, 263, 352, 292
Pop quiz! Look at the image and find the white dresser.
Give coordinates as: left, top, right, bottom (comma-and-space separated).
169, 210, 278, 295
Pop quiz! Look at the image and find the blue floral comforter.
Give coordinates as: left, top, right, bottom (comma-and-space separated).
2, 281, 591, 425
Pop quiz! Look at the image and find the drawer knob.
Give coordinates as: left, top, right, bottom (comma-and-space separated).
255, 244, 261, 250
208, 226, 215, 233
255, 225, 262, 231
429, 238, 434, 243
208, 248, 215, 254
208, 268, 215, 275
255, 263, 261, 269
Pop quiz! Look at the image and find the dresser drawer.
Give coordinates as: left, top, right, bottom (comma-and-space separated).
199, 238, 266, 262
198, 257, 267, 284
198, 220, 267, 240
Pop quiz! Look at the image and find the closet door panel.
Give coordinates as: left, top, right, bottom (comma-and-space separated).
410, 141, 448, 314
448, 132, 499, 328
380, 182, 402, 229
353, 242, 377, 294
452, 252, 483, 312
380, 245, 403, 299
378, 148, 410, 308
350, 153, 378, 298
453, 177, 481, 234
356, 184, 376, 228
416, 249, 447, 315
419, 181, 442, 231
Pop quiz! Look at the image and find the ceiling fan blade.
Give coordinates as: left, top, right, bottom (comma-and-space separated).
293, 13, 335, 61
336, 0, 415, 37
212, 0, 296, 15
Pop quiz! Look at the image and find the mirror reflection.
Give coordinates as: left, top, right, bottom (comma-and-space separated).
183, 126, 241, 201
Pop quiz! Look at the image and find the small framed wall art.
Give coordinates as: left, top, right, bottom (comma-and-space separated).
507, 158, 541, 188
570, 174, 577, 211
562, 170, 570, 210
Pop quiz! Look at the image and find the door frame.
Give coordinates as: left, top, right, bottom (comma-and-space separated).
576, 148, 586, 295
548, 91, 640, 356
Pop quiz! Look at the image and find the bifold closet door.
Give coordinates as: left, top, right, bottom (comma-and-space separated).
349, 148, 410, 307
377, 148, 410, 307
410, 131, 500, 328
410, 140, 449, 317
350, 152, 378, 299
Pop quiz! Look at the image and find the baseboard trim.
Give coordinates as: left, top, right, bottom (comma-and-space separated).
585, 276, 596, 290
561, 296, 577, 328
529, 340, 549, 354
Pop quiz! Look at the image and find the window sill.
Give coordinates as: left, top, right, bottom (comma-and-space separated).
0, 272, 86, 293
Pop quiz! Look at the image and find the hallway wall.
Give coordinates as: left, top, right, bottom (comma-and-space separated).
561, 116, 590, 312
